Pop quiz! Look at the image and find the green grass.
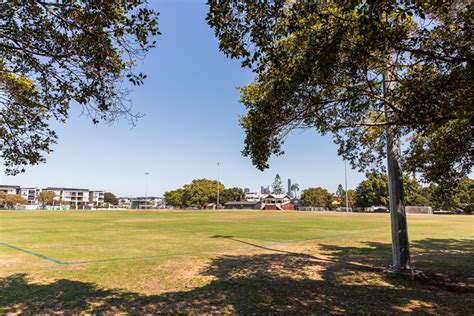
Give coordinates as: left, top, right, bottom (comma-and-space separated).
1, 210, 473, 314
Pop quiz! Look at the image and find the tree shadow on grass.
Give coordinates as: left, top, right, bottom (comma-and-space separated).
410, 238, 474, 279
319, 238, 474, 280
1, 238, 473, 314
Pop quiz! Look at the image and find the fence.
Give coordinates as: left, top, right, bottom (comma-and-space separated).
298, 206, 330, 212
406, 206, 433, 214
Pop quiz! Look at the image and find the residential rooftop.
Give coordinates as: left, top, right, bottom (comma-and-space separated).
44, 187, 90, 191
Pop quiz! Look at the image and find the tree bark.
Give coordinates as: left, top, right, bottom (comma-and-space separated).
385, 124, 411, 270
384, 63, 411, 271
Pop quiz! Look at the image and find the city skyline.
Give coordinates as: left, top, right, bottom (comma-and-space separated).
0, 175, 353, 198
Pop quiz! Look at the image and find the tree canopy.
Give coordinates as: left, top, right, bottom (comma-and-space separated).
164, 179, 224, 208
290, 183, 299, 197
207, 0, 472, 189
354, 173, 390, 208
335, 184, 345, 200
426, 176, 473, 213
104, 192, 119, 205
354, 172, 431, 207
219, 187, 245, 204
300, 187, 332, 207
0, 193, 27, 208
164, 188, 185, 208
0, 0, 160, 174
37, 190, 55, 206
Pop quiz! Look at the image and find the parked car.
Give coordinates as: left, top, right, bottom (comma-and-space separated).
335, 207, 353, 212
367, 206, 389, 213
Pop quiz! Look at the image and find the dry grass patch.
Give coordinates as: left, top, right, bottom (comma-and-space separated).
0, 211, 472, 314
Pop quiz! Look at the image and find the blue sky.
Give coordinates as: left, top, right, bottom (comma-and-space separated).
2, 0, 365, 197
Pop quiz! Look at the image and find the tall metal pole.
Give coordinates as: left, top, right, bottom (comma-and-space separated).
344, 160, 349, 212
216, 162, 220, 210
383, 60, 411, 272
144, 172, 149, 209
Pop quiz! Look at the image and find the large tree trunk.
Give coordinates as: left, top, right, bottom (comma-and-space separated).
385, 124, 411, 270
384, 62, 411, 272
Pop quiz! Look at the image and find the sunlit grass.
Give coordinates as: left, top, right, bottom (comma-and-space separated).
0, 210, 472, 313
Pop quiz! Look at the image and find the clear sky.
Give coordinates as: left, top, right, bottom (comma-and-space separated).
2, 0, 365, 197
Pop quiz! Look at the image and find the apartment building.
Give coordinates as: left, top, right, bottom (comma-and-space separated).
45, 187, 89, 208
0, 184, 108, 209
1, 185, 38, 208
89, 190, 105, 206
0, 185, 20, 195
118, 197, 132, 209
44, 187, 104, 209
20, 188, 40, 205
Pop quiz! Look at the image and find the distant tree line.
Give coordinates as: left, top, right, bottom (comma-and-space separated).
162, 174, 472, 212
164, 179, 244, 208
0, 192, 27, 208
88, 174, 472, 213
299, 174, 473, 213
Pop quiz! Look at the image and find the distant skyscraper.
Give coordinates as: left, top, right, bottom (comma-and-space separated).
261, 185, 271, 194
287, 178, 292, 196
244, 188, 250, 193
260, 185, 270, 194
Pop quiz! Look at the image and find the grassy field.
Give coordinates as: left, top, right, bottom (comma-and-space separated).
0, 210, 473, 314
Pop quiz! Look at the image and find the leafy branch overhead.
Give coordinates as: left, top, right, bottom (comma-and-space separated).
207, 0, 473, 188
0, 0, 160, 174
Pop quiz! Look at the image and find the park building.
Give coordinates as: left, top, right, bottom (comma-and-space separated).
130, 196, 165, 209
224, 201, 261, 210
261, 194, 295, 210
245, 191, 264, 202
224, 194, 295, 210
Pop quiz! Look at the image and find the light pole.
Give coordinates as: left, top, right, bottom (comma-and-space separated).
344, 160, 349, 212
216, 162, 220, 210
144, 172, 149, 209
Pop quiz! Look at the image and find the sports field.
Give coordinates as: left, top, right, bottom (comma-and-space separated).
1, 210, 473, 314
